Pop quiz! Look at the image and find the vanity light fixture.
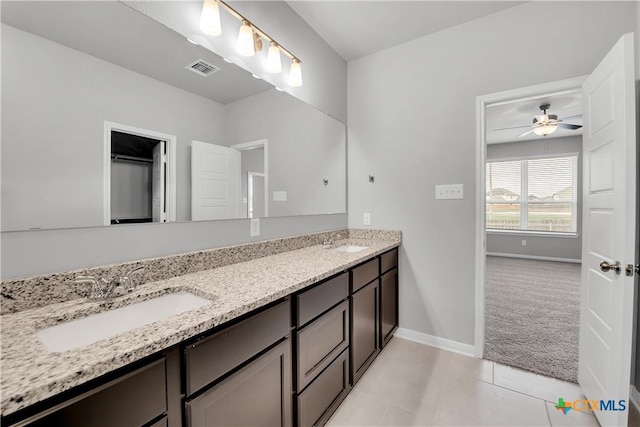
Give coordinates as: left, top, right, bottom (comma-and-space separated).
237, 20, 255, 56
266, 41, 282, 73
199, 0, 302, 86
200, 0, 222, 36
289, 58, 302, 87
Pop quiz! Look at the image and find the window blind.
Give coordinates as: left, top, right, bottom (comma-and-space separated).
486, 155, 577, 233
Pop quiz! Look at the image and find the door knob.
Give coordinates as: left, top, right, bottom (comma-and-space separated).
600, 260, 621, 274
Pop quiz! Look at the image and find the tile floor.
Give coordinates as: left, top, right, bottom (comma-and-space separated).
327, 337, 603, 426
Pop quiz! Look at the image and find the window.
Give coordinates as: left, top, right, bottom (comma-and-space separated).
486, 155, 578, 233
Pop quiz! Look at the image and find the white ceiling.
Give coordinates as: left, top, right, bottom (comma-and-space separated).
287, 1, 527, 61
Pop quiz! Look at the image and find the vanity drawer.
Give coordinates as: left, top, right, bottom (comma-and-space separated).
184, 300, 290, 396
351, 258, 379, 293
380, 248, 398, 274
297, 348, 350, 427
296, 300, 349, 391
296, 272, 348, 327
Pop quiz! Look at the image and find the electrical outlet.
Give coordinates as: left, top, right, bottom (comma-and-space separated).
363, 213, 371, 226
250, 218, 260, 237
522, 240, 527, 246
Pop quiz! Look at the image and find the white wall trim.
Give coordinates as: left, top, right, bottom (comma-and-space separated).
475, 76, 588, 360
104, 121, 177, 225
487, 252, 582, 264
395, 328, 476, 358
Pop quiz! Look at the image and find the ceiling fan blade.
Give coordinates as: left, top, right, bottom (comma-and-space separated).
558, 123, 583, 130
560, 114, 583, 121
517, 129, 535, 138
492, 124, 531, 131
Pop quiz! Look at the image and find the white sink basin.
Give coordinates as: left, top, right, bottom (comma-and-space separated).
37, 291, 211, 353
332, 245, 368, 253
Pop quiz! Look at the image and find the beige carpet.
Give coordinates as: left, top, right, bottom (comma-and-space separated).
484, 256, 581, 383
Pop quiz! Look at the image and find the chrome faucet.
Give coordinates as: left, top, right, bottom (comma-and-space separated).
75, 266, 145, 300
323, 233, 342, 246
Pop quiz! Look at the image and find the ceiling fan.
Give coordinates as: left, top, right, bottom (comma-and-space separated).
494, 103, 583, 138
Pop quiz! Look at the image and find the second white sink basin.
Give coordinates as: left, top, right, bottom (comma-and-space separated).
332, 245, 368, 253
37, 291, 212, 353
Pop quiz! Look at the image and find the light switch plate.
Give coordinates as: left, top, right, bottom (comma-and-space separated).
250, 218, 260, 237
273, 191, 287, 202
435, 184, 464, 200
363, 212, 371, 226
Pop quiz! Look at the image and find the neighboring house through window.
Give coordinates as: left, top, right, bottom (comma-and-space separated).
486, 155, 578, 233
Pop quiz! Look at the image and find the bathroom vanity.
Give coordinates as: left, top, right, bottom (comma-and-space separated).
0, 237, 399, 427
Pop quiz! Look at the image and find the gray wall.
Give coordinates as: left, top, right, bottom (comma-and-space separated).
1, 24, 226, 229
225, 89, 347, 217
486, 135, 583, 261
347, 1, 636, 346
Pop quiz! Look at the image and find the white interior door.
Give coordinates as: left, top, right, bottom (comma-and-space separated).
152, 141, 166, 222
191, 141, 241, 221
579, 33, 636, 427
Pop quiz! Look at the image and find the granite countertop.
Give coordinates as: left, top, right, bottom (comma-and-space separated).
0, 237, 400, 416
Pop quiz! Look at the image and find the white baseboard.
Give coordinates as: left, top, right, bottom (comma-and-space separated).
487, 252, 581, 264
630, 385, 640, 412
394, 328, 476, 358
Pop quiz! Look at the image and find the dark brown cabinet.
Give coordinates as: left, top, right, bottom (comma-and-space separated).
5, 246, 400, 427
350, 277, 379, 385
185, 339, 292, 427
294, 272, 350, 426
350, 248, 400, 384
10, 357, 170, 427
184, 300, 292, 427
296, 348, 349, 427
380, 248, 399, 348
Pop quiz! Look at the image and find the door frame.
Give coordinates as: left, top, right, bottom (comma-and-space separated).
474, 76, 587, 358
231, 139, 269, 218
104, 121, 177, 226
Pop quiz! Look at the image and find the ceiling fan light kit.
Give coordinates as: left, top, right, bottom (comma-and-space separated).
492, 103, 584, 139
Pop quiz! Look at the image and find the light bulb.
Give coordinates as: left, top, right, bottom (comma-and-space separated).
200, 0, 221, 36
289, 58, 302, 87
532, 124, 558, 137
266, 42, 282, 73
237, 20, 255, 57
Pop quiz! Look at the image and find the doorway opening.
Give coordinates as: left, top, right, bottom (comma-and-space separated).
104, 121, 176, 225
474, 77, 587, 382
232, 139, 269, 219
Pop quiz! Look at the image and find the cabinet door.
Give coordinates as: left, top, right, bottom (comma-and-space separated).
186, 339, 292, 427
350, 280, 379, 385
380, 267, 398, 348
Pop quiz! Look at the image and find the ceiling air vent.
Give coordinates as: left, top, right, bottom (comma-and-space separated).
185, 59, 221, 77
